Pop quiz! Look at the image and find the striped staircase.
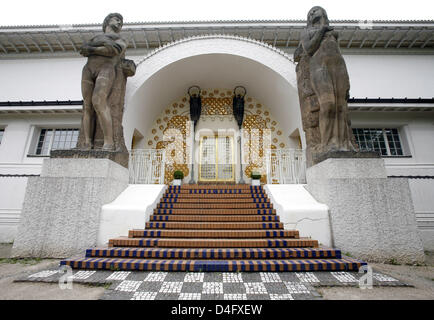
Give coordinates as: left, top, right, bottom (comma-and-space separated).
60, 184, 366, 272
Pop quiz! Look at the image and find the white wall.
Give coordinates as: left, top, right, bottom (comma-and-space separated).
1, 53, 433, 104
1, 49, 434, 244
0, 113, 81, 242
350, 111, 434, 176
344, 54, 434, 98
351, 111, 434, 250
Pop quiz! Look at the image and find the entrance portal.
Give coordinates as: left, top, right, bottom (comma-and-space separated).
199, 135, 234, 182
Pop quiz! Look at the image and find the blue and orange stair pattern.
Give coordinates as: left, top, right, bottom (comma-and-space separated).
60, 184, 366, 272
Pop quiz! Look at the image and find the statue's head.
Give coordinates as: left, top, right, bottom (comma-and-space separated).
103, 13, 123, 33
307, 6, 329, 27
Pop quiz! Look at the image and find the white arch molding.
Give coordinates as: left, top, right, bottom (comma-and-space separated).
123, 34, 304, 151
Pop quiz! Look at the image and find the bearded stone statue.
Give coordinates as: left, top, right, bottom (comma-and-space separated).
295, 6, 358, 165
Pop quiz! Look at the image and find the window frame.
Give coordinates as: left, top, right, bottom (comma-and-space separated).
352, 127, 410, 157
0, 128, 4, 145
28, 127, 80, 157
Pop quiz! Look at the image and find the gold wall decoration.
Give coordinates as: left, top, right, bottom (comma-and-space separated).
202, 97, 233, 115
145, 88, 290, 184
242, 115, 268, 179
158, 115, 191, 184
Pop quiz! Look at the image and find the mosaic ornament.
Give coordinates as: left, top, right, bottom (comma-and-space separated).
202, 97, 233, 115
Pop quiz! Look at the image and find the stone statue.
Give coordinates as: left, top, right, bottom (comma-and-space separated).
294, 42, 321, 167
295, 6, 358, 162
76, 13, 135, 153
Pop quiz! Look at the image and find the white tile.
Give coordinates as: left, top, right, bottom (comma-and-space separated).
222, 273, 243, 283
373, 273, 398, 282
331, 272, 358, 283
260, 272, 281, 283
115, 280, 142, 292
179, 293, 201, 300
224, 293, 247, 300
296, 272, 320, 283
184, 272, 204, 282
131, 291, 158, 300
106, 271, 131, 281
72, 270, 96, 280
244, 282, 267, 294
28, 270, 58, 278
284, 282, 310, 294
144, 272, 168, 282
159, 281, 183, 293
269, 294, 294, 300
202, 282, 223, 294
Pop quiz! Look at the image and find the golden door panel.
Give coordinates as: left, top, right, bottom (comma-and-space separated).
199, 136, 234, 182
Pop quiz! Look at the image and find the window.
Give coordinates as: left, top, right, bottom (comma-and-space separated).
0, 129, 4, 145
352, 128, 404, 156
35, 128, 79, 155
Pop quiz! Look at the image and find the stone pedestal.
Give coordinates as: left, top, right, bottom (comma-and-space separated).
306, 158, 425, 264
51, 149, 129, 169
11, 158, 129, 258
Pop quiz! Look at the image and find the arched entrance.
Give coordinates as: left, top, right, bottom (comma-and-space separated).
123, 35, 304, 183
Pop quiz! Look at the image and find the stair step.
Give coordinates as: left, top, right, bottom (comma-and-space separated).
149, 215, 280, 222
163, 193, 268, 199
128, 229, 298, 239
59, 183, 367, 273
169, 185, 261, 189
166, 189, 266, 195
61, 257, 365, 272
157, 203, 273, 209
85, 247, 341, 259
145, 222, 283, 230
160, 198, 270, 203
109, 237, 318, 248
153, 208, 276, 215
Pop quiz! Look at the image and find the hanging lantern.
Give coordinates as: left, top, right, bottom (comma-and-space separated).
232, 86, 247, 129
188, 86, 201, 129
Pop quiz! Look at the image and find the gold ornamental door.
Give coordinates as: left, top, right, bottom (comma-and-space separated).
199, 136, 234, 182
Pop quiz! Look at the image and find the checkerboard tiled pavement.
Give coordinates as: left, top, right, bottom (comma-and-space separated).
14, 268, 411, 300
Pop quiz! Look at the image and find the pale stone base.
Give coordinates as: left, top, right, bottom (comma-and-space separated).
265, 184, 332, 247
97, 184, 167, 246
11, 158, 129, 258
306, 158, 425, 264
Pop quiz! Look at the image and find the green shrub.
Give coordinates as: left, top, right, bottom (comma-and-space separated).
250, 172, 261, 180
173, 170, 184, 179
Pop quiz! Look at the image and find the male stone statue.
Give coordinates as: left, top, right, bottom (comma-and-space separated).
295, 6, 358, 161
78, 13, 128, 151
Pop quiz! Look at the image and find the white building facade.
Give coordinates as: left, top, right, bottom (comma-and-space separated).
0, 19, 433, 250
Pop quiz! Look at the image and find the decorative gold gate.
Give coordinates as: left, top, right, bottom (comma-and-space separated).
199, 136, 235, 182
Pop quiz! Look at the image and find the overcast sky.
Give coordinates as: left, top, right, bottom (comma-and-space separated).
1, 0, 433, 26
